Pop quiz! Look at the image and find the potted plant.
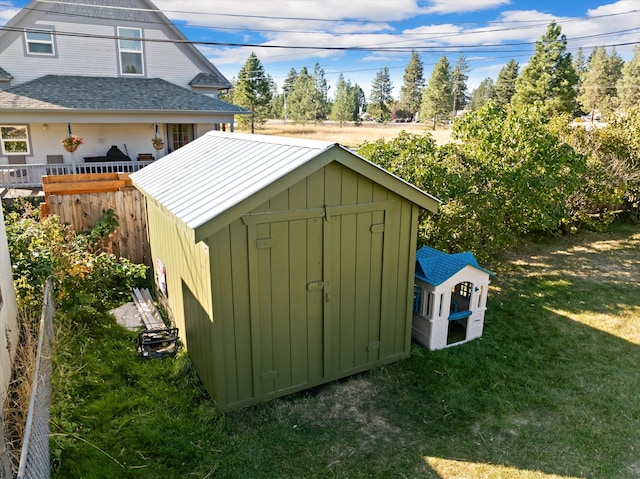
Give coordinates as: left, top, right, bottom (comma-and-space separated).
61, 134, 83, 153
152, 136, 165, 150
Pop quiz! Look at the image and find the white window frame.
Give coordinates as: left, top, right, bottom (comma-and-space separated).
1, 125, 31, 155
25, 28, 55, 56
118, 27, 144, 76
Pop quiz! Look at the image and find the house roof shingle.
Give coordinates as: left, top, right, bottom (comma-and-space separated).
415, 246, 493, 286
189, 73, 231, 89
0, 67, 13, 82
49, 0, 148, 22
0, 75, 248, 113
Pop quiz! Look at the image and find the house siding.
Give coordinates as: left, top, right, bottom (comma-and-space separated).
0, 0, 227, 92
1, 20, 206, 89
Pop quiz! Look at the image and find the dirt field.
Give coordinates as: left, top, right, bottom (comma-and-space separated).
250, 120, 453, 148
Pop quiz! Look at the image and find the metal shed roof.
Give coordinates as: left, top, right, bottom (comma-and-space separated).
415, 246, 493, 286
131, 131, 440, 241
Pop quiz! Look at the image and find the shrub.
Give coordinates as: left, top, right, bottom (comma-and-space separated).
359, 103, 590, 262
5, 203, 148, 318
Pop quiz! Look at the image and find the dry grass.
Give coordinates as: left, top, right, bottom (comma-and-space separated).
246, 120, 453, 148
3, 315, 38, 474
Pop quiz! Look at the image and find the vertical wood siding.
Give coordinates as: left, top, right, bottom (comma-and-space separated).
187, 161, 420, 410
144, 197, 219, 398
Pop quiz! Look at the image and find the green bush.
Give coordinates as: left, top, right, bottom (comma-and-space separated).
5, 203, 148, 318
358, 103, 606, 262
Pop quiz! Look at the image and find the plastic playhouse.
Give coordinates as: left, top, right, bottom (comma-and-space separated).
412, 246, 493, 350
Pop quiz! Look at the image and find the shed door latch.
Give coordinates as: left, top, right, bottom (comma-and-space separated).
307, 280, 328, 291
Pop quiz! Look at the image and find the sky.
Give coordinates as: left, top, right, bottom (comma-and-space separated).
2, 0, 640, 100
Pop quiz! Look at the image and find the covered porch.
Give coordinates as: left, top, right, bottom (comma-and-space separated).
0, 119, 233, 188
0, 160, 151, 189
0, 75, 249, 189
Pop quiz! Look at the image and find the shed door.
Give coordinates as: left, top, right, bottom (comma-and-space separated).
243, 201, 393, 398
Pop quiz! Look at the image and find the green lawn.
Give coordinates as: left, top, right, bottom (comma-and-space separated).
50, 224, 640, 478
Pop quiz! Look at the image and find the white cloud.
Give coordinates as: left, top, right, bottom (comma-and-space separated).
0, 6, 20, 25
423, 0, 512, 15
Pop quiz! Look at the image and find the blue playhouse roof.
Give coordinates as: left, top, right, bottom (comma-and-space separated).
415, 246, 494, 286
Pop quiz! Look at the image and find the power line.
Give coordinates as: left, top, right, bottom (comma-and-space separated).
5, 1, 637, 28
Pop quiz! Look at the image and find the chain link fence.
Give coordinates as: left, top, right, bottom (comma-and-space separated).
16, 278, 54, 479
0, 426, 12, 479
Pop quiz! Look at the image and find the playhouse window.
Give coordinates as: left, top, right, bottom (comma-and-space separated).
477, 286, 483, 307
412, 285, 422, 314
425, 293, 432, 316
454, 281, 472, 300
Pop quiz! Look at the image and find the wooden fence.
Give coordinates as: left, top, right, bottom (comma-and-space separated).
47, 188, 150, 265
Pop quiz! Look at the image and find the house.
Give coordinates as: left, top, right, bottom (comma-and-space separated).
0, 0, 248, 187
131, 131, 441, 411
412, 246, 493, 350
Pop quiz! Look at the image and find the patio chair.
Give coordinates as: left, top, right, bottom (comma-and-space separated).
8, 155, 27, 178
46, 154, 64, 175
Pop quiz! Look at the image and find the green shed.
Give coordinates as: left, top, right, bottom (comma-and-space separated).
131, 131, 440, 410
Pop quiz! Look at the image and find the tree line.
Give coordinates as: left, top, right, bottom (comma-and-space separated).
227, 22, 640, 132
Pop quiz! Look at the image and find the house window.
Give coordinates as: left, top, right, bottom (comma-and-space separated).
168, 124, 194, 151
25, 29, 54, 55
118, 27, 144, 75
1, 126, 30, 155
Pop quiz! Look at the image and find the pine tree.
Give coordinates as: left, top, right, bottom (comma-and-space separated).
572, 48, 587, 113
312, 63, 330, 123
470, 78, 496, 111
281, 68, 298, 122
494, 59, 519, 107
607, 47, 624, 108
331, 74, 354, 126
283, 68, 298, 95
618, 46, 640, 112
452, 54, 470, 114
400, 51, 424, 121
578, 47, 622, 121
368, 67, 393, 121
512, 22, 579, 116
578, 47, 607, 120
233, 52, 273, 133
287, 67, 316, 123
419, 56, 452, 129
353, 84, 366, 124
